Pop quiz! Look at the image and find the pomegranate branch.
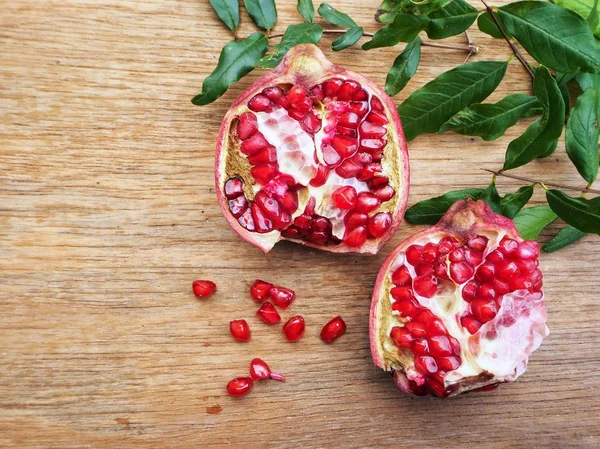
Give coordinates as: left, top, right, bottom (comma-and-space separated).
483, 169, 600, 195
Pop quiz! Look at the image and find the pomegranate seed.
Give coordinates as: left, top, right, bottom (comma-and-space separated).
337, 80, 361, 101
471, 298, 498, 323
373, 185, 395, 201
331, 186, 357, 209
467, 235, 488, 252
237, 112, 258, 140
240, 133, 269, 156
391, 265, 411, 286
422, 243, 438, 263
415, 356, 438, 374
354, 151, 372, 164
449, 248, 465, 263
461, 315, 481, 334
413, 275, 437, 298
256, 302, 281, 325
405, 321, 426, 337
224, 177, 244, 199
310, 85, 324, 100
477, 284, 496, 300
254, 191, 280, 220
251, 202, 274, 233
461, 280, 478, 302
359, 138, 386, 152
366, 110, 389, 125
248, 146, 277, 165
192, 280, 216, 298
496, 260, 520, 281
343, 225, 367, 247
428, 335, 452, 356
335, 158, 362, 178
238, 208, 255, 231
249, 358, 286, 381
338, 111, 360, 128
426, 379, 448, 398
370, 176, 389, 188
516, 259, 537, 274
230, 319, 251, 342
464, 248, 483, 266
344, 211, 368, 230
450, 261, 474, 284
228, 195, 248, 218
310, 164, 330, 187
351, 101, 369, 116
498, 237, 518, 255
320, 316, 346, 343
493, 278, 510, 295
353, 88, 369, 101
367, 212, 392, 238
390, 286, 414, 301
435, 262, 449, 279
278, 190, 298, 214
283, 315, 305, 342
270, 286, 295, 309
263, 86, 285, 101
390, 326, 413, 349
371, 96, 384, 111
425, 318, 446, 336
509, 277, 533, 291
414, 309, 434, 324
415, 263, 433, 276
475, 262, 495, 282
516, 241, 540, 260
248, 94, 270, 112
227, 377, 253, 397
250, 279, 272, 302
391, 297, 420, 318
287, 85, 307, 106
360, 121, 386, 138
323, 78, 344, 97
437, 355, 461, 371
331, 135, 358, 159
406, 245, 423, 265
412, 338, 430, 355
251, 164, 279, 184
487, 249, 504, 263
354, 192, 381, 213
437, 236, 458, 255
302, 113, 322, 133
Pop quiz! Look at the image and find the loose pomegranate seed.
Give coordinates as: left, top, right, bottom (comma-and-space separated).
227, 377, 253, 397
283, 315, 305, 342
249, 358, 286, 381
230, 319, 251, 342
256, 302, 281, 325
331, 186, 357, 209
270, 286, 295, 309
192, 280, 216, 298
320, 316, 346, 343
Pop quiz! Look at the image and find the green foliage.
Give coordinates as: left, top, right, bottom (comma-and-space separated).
546, 190, 600, 234
385, 37, 421, 96
244, 0, 278, 30
542, 225, 586, 252
332, 27, 364, 51
297, 0, 315, 22
513, 205, 558, 239
210, 0, 240, 31
257, 23, 322, 69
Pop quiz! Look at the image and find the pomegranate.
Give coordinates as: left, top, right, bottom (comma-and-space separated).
249, 358, 286, 382
192, 280, 216, 298
227, 377, 253, 397
256, 302, 281, 325
215, 44, 409, 254
320, 316, 347, 343
370, 200, 549, 398
283, 315, 305, 342
230, 319, 251, 342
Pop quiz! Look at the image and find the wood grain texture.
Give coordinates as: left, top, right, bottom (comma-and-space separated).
1, 1, 599, 447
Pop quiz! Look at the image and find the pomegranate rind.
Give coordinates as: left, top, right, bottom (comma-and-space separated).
369, 200, 549, 397
215, 44, 410, 254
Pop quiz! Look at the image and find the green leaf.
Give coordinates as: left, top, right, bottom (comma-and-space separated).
210, 0, 240, 31
566, 87, 600, 184
553, 0, 600, 38
577, 72, 600, 91
542, 225, 586, 252
503, 66, 566, 170
257, 23, 322, 69
297, 0, 315, 22
192, 33, 268, 106
497, 1, 600, 74
588, 0, 600, 32
362, 11, 429, 50
385, 37, 421, 96
375, 0, 403, 23
546, 189, 600, 233
477, 11, 504, 39
501, 185, 535, 219
332, 26, 364, 51
558, 77, 571, 117
513, 205, 558, 240
244, 0, 277, 30
480, 181, 502, 214
398, 61, 508, 141
439, 94, 541, 141
318, 3, 358, 27
425, 0, 478, 40
404, 188, 486, 224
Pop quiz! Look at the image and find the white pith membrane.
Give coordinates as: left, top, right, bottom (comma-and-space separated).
375, 227, 549, 398
221, 77, 404, 253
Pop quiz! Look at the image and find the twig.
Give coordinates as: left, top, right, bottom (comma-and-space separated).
480, 0, 534, 79
268, 29, 478, 53
463, 30, 475, 62
482, 169, 600, 195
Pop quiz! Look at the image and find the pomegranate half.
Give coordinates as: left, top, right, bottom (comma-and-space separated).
215, 44, 409, 253
370, 200, 549, 398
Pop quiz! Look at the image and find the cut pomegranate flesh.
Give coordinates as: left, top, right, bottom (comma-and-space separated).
215, 44, 409, 254
370, 200, 549, 398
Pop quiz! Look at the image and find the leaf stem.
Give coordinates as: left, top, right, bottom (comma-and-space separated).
480, 0, 534, 79
268, 29, 478, 53
482, 169, 600, 194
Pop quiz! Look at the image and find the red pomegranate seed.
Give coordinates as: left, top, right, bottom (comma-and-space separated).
437, 236, 458, 254
467, 235, 488, 252
270, 286, 295, 309
449, 248, 465, 263
425, 318, 446, 336
437, 355, 461, 371
475, 262, 495, 282
240, 133, 268, 156
367, 212, 392, 238
287, 85, 307, 106
353, 88, 368, 101
338, 111, 361, 128
414, 309, 434, 324
464, 248, 483, 266
337, 125, 357, 137
390, 286, 414, 301
353, 151, 372, 164
248, 94, 270, 112
343, 225, 367, 247
256, 302, 281, 325
405, 321, 426, 338
323, 78, 344, 97
390, 326, 413, 349
498, 237, 518, 255
331, 135, 358, 159
283, 315, 305, 342
192, 280, 216, 298
477, 284, 496, 300
366, 110, 389, 125
320, 316, 346, 343
248, 146, 277, 165
415, 356, 438, 374
487, 249, 504, 263
413, 275, 437, 298
415, 263, 433, 276
310, 164, 330, 187
237, 112, 258, 140
450, 261, 474, 284
412, 338, 430, 355
250, 279, 272, 302
335, 158, 362, 178
428, 335, 452, 356
254, 191, 280, 220
249, 358, 286, 381
422, 243, 439, 263
251, 202, 274, 233
310, 85, 324, 100
225, 177, 244, 199
228, 195, 248, 218
354, 192, 381, 213
230, 319, 251, 342
227, 377, 253, 397
238, 208, 255, 231
337, 80, 361, 101
406, 245, 423, 265
351, 101, 369, 116
515, 241, 540, 259
344, 211, 368, 229
331, 186, 357, 209
251, 164, 279, 184
302, 113, 322, 133
496, 260, 520, 281
461, 280, 478, 302
391, 265, 411, 286
371, 96, 384, 111
360, 121, 386, 138
373, 185, 395, 201
391, 298, 420, 318
471, 298, 498, 323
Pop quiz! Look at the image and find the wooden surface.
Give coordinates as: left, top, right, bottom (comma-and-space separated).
1, 1, 599, 447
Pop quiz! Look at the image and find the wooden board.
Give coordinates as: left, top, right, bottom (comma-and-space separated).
1, 1, 599, 447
